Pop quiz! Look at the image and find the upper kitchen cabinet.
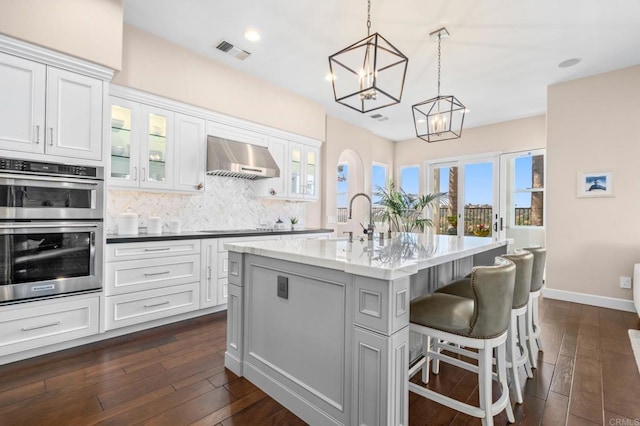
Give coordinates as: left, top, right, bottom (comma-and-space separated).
109, 90, 206, 193
0, 51, 104, 162
289, 142, 319, 201
174, 113, 206, 192
254, 137, 321, 201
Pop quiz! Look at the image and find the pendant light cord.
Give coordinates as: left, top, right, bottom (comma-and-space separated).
437, 33, 441, 97
367, 0, 371, 36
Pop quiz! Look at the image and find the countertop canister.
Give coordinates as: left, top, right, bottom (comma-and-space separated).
117, 210, 138, 235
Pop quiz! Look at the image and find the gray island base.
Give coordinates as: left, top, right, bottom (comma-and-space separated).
224, 234, 508, 425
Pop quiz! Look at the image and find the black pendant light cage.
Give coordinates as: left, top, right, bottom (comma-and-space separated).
413, 95, 466, 142
328, 1, 408, 113
412, 27, 466, 142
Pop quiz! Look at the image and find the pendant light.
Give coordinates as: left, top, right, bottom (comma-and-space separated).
328, 0, 408, 113
412, 27, 466, 142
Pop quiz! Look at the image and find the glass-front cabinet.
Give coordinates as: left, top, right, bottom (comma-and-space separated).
109, 97, 174, 191
289, 143, 319, 201
141, 105, 173, 190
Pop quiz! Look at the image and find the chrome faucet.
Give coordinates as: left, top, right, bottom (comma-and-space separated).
348, 193, 374, 240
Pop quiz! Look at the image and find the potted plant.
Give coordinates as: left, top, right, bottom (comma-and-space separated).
472, 223, 491, 237
373, 182, 447, 233
289, 217, 299, 230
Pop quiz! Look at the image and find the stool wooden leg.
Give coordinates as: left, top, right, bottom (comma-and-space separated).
432, 338, 441, 375
422, 335, 431, 384
527, 298, 537, 369
496, 342, 515, 423
507, 311, 524, 404
478, 342, 494, 426
532, 294, 543, 351
518, 314, 533, 379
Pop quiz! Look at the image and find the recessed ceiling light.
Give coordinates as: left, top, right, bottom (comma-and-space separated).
244, 29, 261, 42
558, 57, 582, 68
324, 73, 337, 82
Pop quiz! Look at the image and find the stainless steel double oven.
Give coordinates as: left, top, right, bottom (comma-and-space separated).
0, 157, 104, 304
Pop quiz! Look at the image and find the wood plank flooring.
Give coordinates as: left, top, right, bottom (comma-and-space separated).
0, 297, 638, 425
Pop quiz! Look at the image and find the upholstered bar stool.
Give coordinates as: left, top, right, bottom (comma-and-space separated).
408, 258, 516, 426
434, 250, 534, 404
522, 246, 547, 368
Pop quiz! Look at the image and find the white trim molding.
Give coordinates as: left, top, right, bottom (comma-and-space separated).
543, 287, 636, 313
0, 34, 113, 81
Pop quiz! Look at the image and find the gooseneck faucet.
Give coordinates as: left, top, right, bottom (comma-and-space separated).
348, 193, 374, 240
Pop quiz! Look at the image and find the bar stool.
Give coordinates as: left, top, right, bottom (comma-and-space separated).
408, 257, 516, 426
434, 250, 534, 404
522, 246, 546, 369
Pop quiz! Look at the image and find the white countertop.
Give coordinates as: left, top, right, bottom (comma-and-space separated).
225, 233, 508, 280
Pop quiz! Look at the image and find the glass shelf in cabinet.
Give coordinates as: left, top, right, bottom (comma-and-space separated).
112, 127, 131, 133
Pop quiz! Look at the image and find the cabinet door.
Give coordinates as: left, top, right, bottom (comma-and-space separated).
304, 146, 319, 200
109, 97, 141, 187
201, 240, 219, 308
289, 142, 305, 199
45, 67, 102, 160
0, 52, 46, 154
140, 105, 174, 190
174, 113, 206, 192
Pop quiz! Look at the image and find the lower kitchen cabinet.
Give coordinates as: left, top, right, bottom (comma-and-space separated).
104, 239, 201, 330
0, 294, 100, 357
103, 283, 199, 330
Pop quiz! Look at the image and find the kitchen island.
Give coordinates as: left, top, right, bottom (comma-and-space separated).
224, 233, 508, 426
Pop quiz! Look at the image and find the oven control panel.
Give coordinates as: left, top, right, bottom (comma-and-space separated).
0, 157, 102, 179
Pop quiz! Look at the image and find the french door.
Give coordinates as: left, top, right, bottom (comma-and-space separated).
428, 155, 499, 240
498, 149, 546, 248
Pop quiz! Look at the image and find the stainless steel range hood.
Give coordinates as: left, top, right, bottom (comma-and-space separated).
206, 136, 280, 179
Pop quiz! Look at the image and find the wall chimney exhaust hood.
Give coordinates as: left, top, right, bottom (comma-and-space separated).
206, 136, 280, 179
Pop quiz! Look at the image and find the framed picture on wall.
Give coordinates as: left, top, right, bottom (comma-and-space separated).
577, 171, 613, 197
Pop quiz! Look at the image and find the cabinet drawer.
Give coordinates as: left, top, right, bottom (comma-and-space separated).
106, 255, 200, 295
104, 283, 199, 330
106, 240, 200, 261
0, 295, 99, 356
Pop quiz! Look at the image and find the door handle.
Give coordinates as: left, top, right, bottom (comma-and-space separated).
500, 217, 504, 231
33, 125, 40, 144
48, 128, 54, 146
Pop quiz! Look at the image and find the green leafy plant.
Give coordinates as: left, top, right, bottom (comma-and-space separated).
373, 182, 447, 232
289, 217, 299, 225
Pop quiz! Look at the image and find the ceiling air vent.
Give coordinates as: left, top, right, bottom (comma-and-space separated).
370, 113, 388, 122
215, 40, 251, 61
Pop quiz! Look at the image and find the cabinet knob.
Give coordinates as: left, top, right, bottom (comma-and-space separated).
269, 188, 276, 196
197, 182, 204, 190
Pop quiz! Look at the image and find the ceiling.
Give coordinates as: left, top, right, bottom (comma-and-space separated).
123, 0, 640, 142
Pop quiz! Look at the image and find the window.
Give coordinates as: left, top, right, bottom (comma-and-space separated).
512, 154, 544, 227
337, 163, 349, 223
400, 166, 419, 197
372, 163, 388, 205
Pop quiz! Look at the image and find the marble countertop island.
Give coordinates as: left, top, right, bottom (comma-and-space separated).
225, 233, 508, 280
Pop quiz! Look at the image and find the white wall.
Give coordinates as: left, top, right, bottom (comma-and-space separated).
324, 116, 395, 235
546, 65, 640, 302
394, 115, 546, 194
0, 0, 123, 70
114, 25, 326, 142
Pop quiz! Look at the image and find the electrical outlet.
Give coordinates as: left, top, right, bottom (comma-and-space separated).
620, 276, 632, 289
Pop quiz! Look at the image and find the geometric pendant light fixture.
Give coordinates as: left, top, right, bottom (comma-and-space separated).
412, 27, 466, 142
328, 0, 408, 113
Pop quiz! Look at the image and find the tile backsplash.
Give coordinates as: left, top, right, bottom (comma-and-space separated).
106, 175, 306, 234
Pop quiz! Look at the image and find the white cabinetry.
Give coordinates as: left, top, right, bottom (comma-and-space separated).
104, 240, 200, 330
0, 51, 103, 161
254, 137, 321, 201
0, 294, 99, 357
201, 235, 280, 309
109, 91, 205, 193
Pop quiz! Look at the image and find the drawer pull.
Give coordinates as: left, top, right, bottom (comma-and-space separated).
21, 321, 61, 332
144, 270, 171, 276
144, 300, 170, 308
144, 247, 171, 252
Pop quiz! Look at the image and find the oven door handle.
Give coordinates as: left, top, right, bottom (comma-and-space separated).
0, 173, 100, 188
0, 223, 100, 229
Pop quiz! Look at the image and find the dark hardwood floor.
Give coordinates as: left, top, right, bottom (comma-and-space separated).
0, 297, 638, 425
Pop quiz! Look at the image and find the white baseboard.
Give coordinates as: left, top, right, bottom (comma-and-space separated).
543, 288, 636, 313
